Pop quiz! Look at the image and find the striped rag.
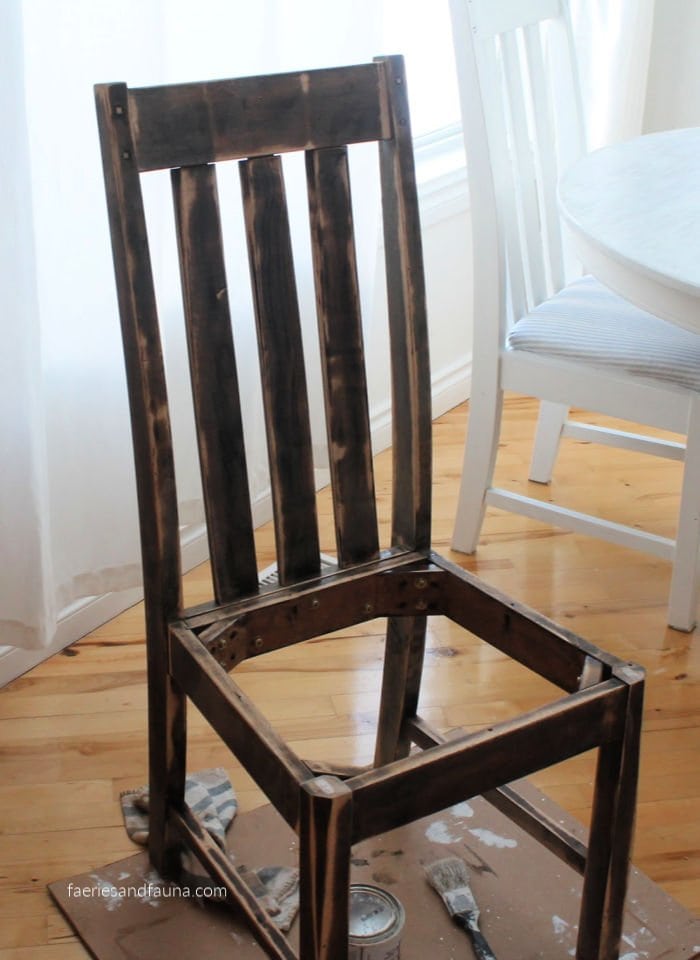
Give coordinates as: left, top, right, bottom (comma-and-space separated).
120, 767, 299, 930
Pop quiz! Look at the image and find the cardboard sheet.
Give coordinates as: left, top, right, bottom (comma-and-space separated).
50, 785, 700, 959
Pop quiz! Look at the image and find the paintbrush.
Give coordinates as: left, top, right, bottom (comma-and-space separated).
425, 856, 497, 960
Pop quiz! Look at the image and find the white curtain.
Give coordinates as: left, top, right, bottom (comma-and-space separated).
1, 0, 53, 650
570, 0, 656, 148
1, 0, 383, 653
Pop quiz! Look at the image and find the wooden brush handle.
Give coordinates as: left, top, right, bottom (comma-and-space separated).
455, 914, 497, 960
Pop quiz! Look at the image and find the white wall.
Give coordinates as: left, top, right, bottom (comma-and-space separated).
422, 199, 473, 418
644, 0, 700, 132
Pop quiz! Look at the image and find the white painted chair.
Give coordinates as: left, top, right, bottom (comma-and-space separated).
448, 0, 700, 631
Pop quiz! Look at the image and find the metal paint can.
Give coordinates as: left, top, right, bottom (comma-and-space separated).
348, 883, 404, 960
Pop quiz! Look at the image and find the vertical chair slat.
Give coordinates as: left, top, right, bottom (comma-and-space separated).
240, 154, 321, 584
172, 164, 259, 603
501, 30, 548, 308
306, 146, 380, 567
376, 55, 432, 553
487, 39, 528, 323
471, 33, 528, 326
524, 22, 565, 294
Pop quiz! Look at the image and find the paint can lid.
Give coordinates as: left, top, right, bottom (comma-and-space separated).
349, 884, 405, 942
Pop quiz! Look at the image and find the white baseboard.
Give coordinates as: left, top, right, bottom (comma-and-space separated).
0, 526, 210, 688
0, 355, 471, 688
431, 355, 472, 419
0, 589, 146, 688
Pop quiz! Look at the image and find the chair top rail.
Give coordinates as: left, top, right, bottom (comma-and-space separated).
469, 0, 562, 39
121, 62, 391, 172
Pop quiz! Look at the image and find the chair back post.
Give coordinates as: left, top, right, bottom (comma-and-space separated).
375, 55, 433, 554
95, 82, 187, 878
94, 82, 183, 630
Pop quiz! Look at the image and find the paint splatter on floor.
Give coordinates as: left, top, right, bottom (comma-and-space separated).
468, 828, 517, 849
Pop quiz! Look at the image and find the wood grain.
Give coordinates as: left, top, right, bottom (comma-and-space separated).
172, 163, 258, 603
128, 64, 389, 171
240, 153, 320, 586
306, 145, 379, 566
375, 55, 432, 553
94, 82, 186, 880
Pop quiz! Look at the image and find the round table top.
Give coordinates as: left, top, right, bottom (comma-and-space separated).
558, 127, 700, 332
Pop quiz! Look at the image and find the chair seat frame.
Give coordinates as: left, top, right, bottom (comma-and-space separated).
170, 549, 643, 960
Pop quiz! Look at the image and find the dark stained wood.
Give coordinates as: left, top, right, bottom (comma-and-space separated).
172, 164, 259, 603
578, 740, 626, 957
299, 778, 353, 960
188, 548, 422, 634
96, 57, 646, 960
240, 154, 320, 586
94, 82, 185, 879
599, 665, 644, 956
169, 623, 312, 830
94, 84, 182, 616
196, 562, 439, 667
578, 664, 645, 960
373, 615, 426, 765
347, 680, 627, 843
375, 55, 432, 552
128, 64, 389, 172
306, 146, 380, 566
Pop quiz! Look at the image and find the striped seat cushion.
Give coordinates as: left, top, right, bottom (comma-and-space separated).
507, 274, 700, 392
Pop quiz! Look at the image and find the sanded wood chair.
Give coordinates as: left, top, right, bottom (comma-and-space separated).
95, 57, 644, 960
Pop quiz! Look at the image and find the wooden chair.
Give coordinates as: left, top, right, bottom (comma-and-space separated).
449, 0, 700, 631
95, 56, 643, 960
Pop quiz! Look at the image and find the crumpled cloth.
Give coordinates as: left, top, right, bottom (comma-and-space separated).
120, 767, 299, 930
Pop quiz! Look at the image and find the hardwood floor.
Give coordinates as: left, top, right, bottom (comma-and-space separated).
1, 395, 698, 957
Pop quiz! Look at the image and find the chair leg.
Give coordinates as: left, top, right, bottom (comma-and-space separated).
599, 666, 644, 959
452, 380, 505, 554
147, 640, 187, 880
668, 399, 700, 631
299, 777, 353, 960
576, 665, 644, 960
374, 615, 427, 766
529, 400, 569, 483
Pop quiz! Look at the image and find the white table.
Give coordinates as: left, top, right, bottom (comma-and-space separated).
558, 127, 700, 334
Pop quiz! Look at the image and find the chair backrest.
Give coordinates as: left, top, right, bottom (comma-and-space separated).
449, 0, 586, 339
95, 57, 432, 626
